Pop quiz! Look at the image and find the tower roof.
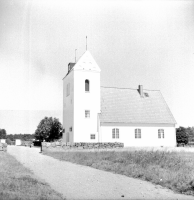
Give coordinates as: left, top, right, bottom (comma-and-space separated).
73, 51, 101, 72
63, 51, 101, 79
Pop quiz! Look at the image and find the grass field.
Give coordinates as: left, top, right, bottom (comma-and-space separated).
43, 149, 194, 196
0, 151, 64, 200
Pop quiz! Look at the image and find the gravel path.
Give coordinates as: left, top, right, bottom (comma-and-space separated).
8, 146, 194, 200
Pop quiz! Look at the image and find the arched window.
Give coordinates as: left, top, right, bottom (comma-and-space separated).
85, 79, 89, 92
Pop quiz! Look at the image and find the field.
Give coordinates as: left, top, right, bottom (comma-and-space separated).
43, 149, 194, 196
0, 151, 64, 200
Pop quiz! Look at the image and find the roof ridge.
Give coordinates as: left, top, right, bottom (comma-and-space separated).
101, 86, 160, 91
62, 51, 92, 80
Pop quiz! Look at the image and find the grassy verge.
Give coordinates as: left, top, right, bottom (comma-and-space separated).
43, 150, 194, 196
0, 151, 64, 200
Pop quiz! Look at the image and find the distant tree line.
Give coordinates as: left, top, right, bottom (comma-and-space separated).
0, 128, 34, 140
0, 116, 63, 143
0, 132, 35, 141
0, 129, 35, 145
6, 134, 35, 141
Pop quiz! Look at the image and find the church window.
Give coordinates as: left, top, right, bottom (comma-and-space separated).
85, 79, 90, 92
158, 129, 164, 138
116, 128, 119, 138
112, 129, 115, 139
85, 110, 90, 118
112, 128, 119, 139
135, 129, 141, 138
90, 134, 95, 139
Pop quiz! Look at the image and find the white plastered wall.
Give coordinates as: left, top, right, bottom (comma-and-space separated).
15, 139, 22, 146
63, 71, 74, 143
0, 139, 6, 143
73, 70, 100, 143
100, 125, 176, 147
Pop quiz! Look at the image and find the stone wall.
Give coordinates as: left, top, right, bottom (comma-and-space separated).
42, 142, 124, 151
21, 140, 33, 146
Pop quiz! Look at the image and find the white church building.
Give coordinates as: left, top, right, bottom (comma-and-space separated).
63, 51, 177, 147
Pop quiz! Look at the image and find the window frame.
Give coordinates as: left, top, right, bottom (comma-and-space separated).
85, 79, 90, 92
135, 129, 141, 139
90, 134, 95, 139
116, 128, 119, 139
158, 129, 164, 139
112, 128, 115, 139
112, 128, 119, 139
85, 110, 90, 118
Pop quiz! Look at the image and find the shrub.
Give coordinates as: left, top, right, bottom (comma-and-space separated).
6, 138, 12, 145
176, 127, 189, 145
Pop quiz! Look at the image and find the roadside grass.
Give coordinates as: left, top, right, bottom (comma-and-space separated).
43, 150, 194, 196
0, 151, 64, 200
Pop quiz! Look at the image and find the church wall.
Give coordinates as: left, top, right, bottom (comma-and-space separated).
73, 70, 100, 142
100, 125, 176, 147
62, 71, 74, 143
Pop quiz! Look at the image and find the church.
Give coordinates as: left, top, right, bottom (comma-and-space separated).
62, 51, 177, 147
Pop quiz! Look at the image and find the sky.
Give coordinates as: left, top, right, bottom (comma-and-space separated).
0, 0, 194, 134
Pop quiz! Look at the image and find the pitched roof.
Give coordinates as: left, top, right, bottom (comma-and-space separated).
63, 51, 101, 79
74, 51, 101, 72
100, 87, 176, 124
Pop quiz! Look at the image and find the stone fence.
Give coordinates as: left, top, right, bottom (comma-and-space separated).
42, 142, 124, 151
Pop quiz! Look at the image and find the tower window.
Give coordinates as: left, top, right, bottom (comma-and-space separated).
85, 79, 90, 92
90, 134, 95, 139
85, 110, 90, 118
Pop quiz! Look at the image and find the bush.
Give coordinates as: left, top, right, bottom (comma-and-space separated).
6, 138, 12, 145
176, 127, 189, 145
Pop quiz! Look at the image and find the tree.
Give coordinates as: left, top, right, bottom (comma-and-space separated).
186, 127, 194, 142
176, 126, 189, 145
34, 117, 63, 142
0, 129, 7, 139
6, 138, 12, 145
6, 134, 14, 141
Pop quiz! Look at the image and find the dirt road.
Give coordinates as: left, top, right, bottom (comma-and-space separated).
8, 146, 194, 200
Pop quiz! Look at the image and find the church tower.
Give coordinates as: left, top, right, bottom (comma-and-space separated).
63, 51, 101, 143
